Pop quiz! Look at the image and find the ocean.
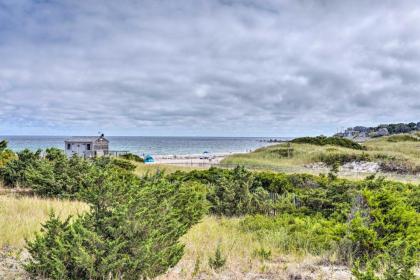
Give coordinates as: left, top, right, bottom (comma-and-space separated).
0, 136, 288, 156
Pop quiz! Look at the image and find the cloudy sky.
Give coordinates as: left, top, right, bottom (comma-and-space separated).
0, 0, 419, 136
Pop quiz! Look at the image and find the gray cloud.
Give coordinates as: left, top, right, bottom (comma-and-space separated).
0, 0, 419, 136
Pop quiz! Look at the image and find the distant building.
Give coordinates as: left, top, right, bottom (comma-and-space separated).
375, 127, 389, 137
64, 134, 109, 158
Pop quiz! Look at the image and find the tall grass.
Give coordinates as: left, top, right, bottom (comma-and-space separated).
134, 162, 203, 177
222, 135, 420, 182
157, 215, 340, 279
0, 195, 88, 248
364, 136, 420, 164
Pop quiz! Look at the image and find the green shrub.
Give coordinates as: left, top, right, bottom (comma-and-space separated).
0, 140, 7, 152
240, 214, 346, 254
26, 171, 208, 279
171, 167, 358, 219
0, 141, 16, 168
352, 242, 417, 280
268, 147, 294, 158
328, 162, 340, 180
110, 158, 136, 171
25, 152, 94, 198
317, 152, 371, 165
347, 187, 419, 279
0, 147, 17, 168
252, 247, 272, 261
291, 136, 364, 150
208, 243, 226, 270
0, 146, 141, 194
250, 187, 273, 214
206, 166, 254, 216
0, 149, 42, 188
119, 153, 144, 163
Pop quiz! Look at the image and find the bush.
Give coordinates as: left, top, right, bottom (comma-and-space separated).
352, 242, 417, 280
26, 152, 94, 198
291, 136, 364, 150
208, 244, 226, 270
317, 152, 371, 165
239, 214, 346, 254
109, 158, 136, 171
252, 247, 272, 261
0, 140, 7, 152
347, 188, 419, 279
268, 147, 294, 158
171, 167, 359, 219
206, 166, 254, 216
26, 171, 208, 279
0, 149, 42, 188
3, 148, 139, 197
0, 140, 16, 168
119, 153, 144, 163
379, 160, 419, 175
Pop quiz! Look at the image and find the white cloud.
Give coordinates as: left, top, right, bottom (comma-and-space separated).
0, 0, 419, 136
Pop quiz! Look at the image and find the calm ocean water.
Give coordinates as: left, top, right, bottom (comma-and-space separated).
0, 136, 289, 156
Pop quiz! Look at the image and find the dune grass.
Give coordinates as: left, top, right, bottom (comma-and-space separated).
221, 135, 420, 182
134, 162, 204, 177
181, 216, 335, 265
0, 195, 88, 248
159, 216, 339, 279
363, 136, 420, 165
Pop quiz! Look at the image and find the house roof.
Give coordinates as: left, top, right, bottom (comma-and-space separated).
65, 136, 108, 143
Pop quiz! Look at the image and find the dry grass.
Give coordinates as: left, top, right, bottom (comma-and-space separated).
159, 216, 350, 280
364, 136, 420, 165
0, 195, 88, 248
134, 162, 203, 177
221, 135, 420, 183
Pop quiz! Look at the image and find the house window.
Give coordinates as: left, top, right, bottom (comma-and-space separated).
87, 144, 91, 151
67, 143, 71, 150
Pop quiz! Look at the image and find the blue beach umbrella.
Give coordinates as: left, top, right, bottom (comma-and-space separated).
144, 154, 154, 163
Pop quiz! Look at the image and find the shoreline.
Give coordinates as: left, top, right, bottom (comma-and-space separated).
148, 143, 279, 167
152, 152, 238, 166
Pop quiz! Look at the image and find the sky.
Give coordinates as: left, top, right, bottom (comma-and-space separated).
0, 0, 419, 137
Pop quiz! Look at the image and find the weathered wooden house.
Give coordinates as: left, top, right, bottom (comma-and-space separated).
64, 134, 109, 158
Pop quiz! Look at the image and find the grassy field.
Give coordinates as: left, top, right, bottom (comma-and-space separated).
221, 135, 420, 182
0, 195, 88, 248
363, 135, 420, 164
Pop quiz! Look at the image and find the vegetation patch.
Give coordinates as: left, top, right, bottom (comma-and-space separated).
291, 136, 364, 150
119, 152, 144, 163
239, 214, 345, 255
223, 134, 420, 179
267, 146, 294, 158
386, 134, 419, 142
0, 196, 88, 248
26, 171, 207, 279
316, 152, 371, 165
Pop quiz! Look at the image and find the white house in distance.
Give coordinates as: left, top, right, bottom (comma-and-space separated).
64, 134, 109, 158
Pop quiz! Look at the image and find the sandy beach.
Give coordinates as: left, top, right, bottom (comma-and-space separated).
152, 153, 232, 167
